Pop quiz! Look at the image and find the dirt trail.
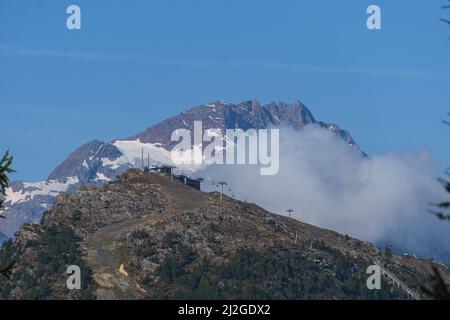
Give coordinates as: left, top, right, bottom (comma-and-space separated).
83, 173, 207, 299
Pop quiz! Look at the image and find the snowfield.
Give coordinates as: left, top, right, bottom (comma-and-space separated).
113, 139, 173, 167
4, 176, 79, 206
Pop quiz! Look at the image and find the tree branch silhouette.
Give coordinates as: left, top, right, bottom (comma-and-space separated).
0, 150, 15, 279
421, 4, 450, 298
0, 150, 15, 218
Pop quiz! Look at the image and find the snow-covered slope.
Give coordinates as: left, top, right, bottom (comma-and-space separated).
4, 177, 79, 207
112, 139, 172, 167
0, 177, 82, 238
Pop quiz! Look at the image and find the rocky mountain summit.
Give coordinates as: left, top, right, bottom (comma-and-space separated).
0, 169, 446, 300
0, 100, 360, 240
128, 100, 358, 149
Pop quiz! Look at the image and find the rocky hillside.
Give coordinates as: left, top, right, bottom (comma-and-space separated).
0, 169, 446, 300
0, 141, 131, 239
0, 99, 361, 240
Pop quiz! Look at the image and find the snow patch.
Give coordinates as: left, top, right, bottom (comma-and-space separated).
101, 155, 130, 170
4, 177, 79, 206
113, 140, 173, 167
205, 129, 222, 138
208, 115, 220, 124
96, 172, 112, 182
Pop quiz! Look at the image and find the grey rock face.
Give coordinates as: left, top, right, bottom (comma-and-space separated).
48, 140, 127, 183
126, 100, 359, 150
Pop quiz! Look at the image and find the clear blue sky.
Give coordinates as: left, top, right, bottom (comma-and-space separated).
1, 0, 449, 181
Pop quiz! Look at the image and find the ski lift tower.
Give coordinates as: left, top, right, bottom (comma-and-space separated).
217, 181, 228, 207
286, 209, 294, 218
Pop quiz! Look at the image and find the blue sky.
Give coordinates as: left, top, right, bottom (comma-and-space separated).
1, 0, 449, 181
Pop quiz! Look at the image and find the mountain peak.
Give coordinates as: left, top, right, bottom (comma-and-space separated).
125, 99, 350, 149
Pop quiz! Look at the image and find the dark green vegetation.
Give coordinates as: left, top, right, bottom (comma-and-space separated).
421, 266, 450, 300
130, 232, 407, 300
0, 224, 95, 299
0, 150, 14, 278
0, 150, 15, 215
0, 151, 14, 199
432, 169, 450, 222
150, 247, 405, 300
422, 112, 450, 298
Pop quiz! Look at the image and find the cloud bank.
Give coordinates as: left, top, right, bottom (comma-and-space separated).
199, 126, 450, 261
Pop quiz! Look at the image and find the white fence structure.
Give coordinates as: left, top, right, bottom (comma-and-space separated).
373, 261, 421, 300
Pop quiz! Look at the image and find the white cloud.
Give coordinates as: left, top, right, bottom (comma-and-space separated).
199, 125, 450, 261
